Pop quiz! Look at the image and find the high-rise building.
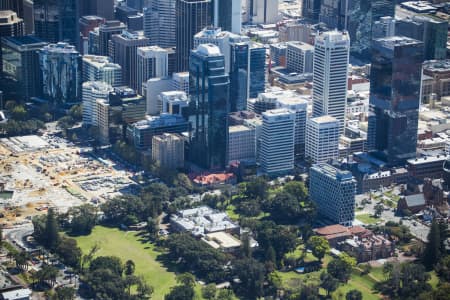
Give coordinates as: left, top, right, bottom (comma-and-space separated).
172, 71, 190, 94
396, 15, 448, 61
189, 44, 229, 169
312, 30, 350, 133
79, 0, 114, 20
372, 16, 396, 39
305, 115, 340, 164
136, 46, 169, 95
1, 35, 48, 100
175, 0, 211, 72
260, 108, 295, 176
0, 10, 24, 78
110, 31, 150, 90
115, 4, 143, 31
159, 90, 189, 116
33, 0, 79, 45
228, 125, 256, 163
277, 97, 308, 158
302, 0, 321, 22
310, 163, 356, 226
143, 0, 176, 48
39, 42, 81, 107
319, 0, 345, 29
246, 0, 278, 24
212, 0, 241, 34
249, 43, 266, 98
82, 55, 122, 87
230, 42, 249, 112
98, 20, 127, 56
367, 36, 424, 165
421, 60, 450, 103
79, 16, 105, 54
152, 133, 185, 169
286, 41, 314, 74
82, 81, 113, 126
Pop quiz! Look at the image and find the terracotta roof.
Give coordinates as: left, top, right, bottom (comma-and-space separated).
314, 224, 348, 236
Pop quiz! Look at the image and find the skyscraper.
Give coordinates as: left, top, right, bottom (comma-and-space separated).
33, 0, 79, 45
302, 0, 321, 22
367, 36, 424, 165
189, 44, 229, 169
82, 55, 122, 87
312, 30, 350, 133
136, 46, 169, 95
286, 41, 314, 74
0, 10, 24, 78
310, 163, 356, 226
249, 43, 266, 98
260, 108, 295, 176
230, 42, 249, 112
175, 0, 211, 72
246, 0, 279, 24
79, 0, 114, 20
110, 31, 150, 91
98, 20, 127, 56
305, 115, 340, 164
39, 42, 82, 107
82, 81, 113, 126
213, 0, 241, 34
143, 0, 176, 48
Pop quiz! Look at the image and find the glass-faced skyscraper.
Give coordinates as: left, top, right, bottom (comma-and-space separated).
367, 36, 424, 165
230, 42, 249, 112
33, 0, 79, 45
189, 44, 230, 170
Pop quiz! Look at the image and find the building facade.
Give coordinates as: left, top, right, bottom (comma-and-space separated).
143, 0, 176, 48
98, 20, 127, 56
286, 41, 314, 74
82, 55, 122, 87
310, 163, 356, 226
152, 133, 185, 169
136, 46, 169, 95
228, 125, 256, 163
213, 0, 241, 34
305, 115, 340, 164
82, 81, 113, 126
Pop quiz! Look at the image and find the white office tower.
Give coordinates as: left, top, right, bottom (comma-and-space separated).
82, 55, 122, 87
228, 125, 256, 163
194, 27, 249, 73
246, 0, 279, 24
136, 46, 169, 95
95, 99, 111, 144
260, 108, 295, 176
312, 31, 350, 133
143, 0, 176, 48
305, 115, 340, 164
286, 41, 314, 74
159, 91, 189, 116
277, 97, 308, 158
213, 0, 242, 34
145, 77, 172, 115
172, 72, 190, 94
82, 81, 113, 126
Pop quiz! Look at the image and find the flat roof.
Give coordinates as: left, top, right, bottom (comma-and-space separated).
229, 125, 253, 133
205, 232, 241, 249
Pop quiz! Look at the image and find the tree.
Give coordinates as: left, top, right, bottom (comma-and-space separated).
361, 263, 372, 275
374, 203, 384, 218
165, 284, 194, 300
52, 286, 76, 300
201, 283, 217, 300
268, 191, 303, 223
216, 289, 236, 300
147, 217, 159, 241
320, 272, 338, 295
233, 258, 266, 299
56, 237, 82, 270
11, 105, 27, 121
44, 208, 60, 250
346, 289, 362, 300
90, 256, 123, 276
423, 220, 442, 269
67, 204, 97, 235
176, 273, 195, 288
307, 236, 330, 262
327, 253, 356, 283
124, 259, 135, 276
283, 181, 308, 200
435, 255, 450, 282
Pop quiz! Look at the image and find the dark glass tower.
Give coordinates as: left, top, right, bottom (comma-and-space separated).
302, 0, 321, 22
175, 0, 211, 72
230, 42, 249, 112
189, 44, 230, 170
33, 0, 79, 45
249, 43, 265, 98
212, 0, 240, 34
367, 36, 424, 165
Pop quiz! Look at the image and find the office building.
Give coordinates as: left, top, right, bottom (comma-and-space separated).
260, 108, 295, 176
109, 86, 146, 124
159, 91, 189, 116
136, 46, 169, 95
310, 163, 356, 226
277, 97, 308, 158
33, 0, 79, 45
367, 36, 424, 165
1, 35, 48, 100
82, 81, 113, 126
172, 72, 190, 94
213, 0, 241, 34
82, 55, 122, 87
249, 43, 266, 98
312, 30, 350, 133
421, 60, 450, 103
128, 114, 190, 150
175, 0, 211, 72
305, 115, 340, 164
152, 133, 185, 169
396, 15, 448, 61
39, 42, 81, 107
79, 16, 105, 54
286, 41, 314, 74
98, 20, 127, 56
302, 0, 321, 22
189, 44, 229, 169
0, 10, 23, 37
373, 16, 396, 39
80, 0, 114, 20
228, 125, 256, 163
270, 43, 287, 67
247, 91, 278, 114
110, 31, 150, 90
144, 0, 176, 48
246, 0, 278, 24
230, 42, 249, 112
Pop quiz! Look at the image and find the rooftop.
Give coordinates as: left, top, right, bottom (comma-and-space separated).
229, 125, 254, 133
311, 163, 355, 181
309, 115, 339, 124
196, 43, 222, 56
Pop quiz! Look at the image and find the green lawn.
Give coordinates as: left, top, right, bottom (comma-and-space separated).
356, 213, 380, 225
75, 226, 177, 299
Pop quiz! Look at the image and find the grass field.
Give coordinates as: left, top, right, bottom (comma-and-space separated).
356, 213, 380, 225
75, 226, 177, 299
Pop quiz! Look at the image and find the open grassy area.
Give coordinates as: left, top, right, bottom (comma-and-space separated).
75, 226, 177, 299
356, 213, 380, 225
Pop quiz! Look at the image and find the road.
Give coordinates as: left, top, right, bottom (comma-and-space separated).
4, 223, 34, 251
